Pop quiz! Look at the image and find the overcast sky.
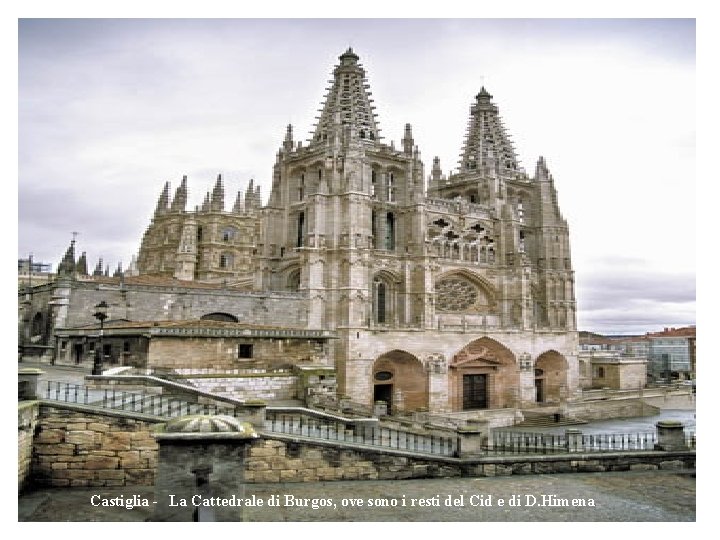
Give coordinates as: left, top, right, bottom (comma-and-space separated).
18, 18, 696, 334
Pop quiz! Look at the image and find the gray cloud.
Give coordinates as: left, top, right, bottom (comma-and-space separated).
18, 19, 696, 334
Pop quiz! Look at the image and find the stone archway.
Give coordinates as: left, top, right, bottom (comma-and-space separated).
535, 350, 569, 403
371, 350, 428, 414
449, 338, 518, 411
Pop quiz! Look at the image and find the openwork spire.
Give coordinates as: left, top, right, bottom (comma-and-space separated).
170, 176, 188, 211
458, 88, 520, 178
310, 48, 381, 144
155, 182, 170, 215
57, 239, 76, 276
211, 174, 225, 212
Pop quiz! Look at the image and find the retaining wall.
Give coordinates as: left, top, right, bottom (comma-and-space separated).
187, 374, 298, 402
243, 435, 695, 483
31, 404, 163, 488
23, 403, 695, 489
566, 397, 659, 421
18, 402, 40, 492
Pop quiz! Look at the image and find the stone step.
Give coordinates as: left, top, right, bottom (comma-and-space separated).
515, 415, 587, 428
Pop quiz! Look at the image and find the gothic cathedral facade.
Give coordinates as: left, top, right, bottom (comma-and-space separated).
136, 49, 579, 413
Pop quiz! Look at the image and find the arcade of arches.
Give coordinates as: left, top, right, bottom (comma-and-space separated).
369, 340, 570, 413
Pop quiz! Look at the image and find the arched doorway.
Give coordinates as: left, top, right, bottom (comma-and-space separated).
449, 338, 518, 411
535, 350, 569, 403
371, 350, 428, 414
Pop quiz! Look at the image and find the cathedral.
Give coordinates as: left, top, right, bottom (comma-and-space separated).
22, 49, 579, 415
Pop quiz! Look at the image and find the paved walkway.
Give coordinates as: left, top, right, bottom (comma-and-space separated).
19, 470, 695, 522
19, 359, 91, 387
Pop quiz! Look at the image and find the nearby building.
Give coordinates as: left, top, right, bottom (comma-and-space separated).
18, 258, 53, 288
19, 49, 579, 416
645, 326, 696, 382
578, 334, 647, 390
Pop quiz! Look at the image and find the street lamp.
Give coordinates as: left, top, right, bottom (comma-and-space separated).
92, 301, 109, 375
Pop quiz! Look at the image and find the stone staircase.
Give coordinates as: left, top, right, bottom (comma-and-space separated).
515, 410, 587, 428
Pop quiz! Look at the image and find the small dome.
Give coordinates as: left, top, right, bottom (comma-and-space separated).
165, 414, 256, 435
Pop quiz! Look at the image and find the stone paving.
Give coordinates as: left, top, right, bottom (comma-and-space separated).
19, 470, 695, 522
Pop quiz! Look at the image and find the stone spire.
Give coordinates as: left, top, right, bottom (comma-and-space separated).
458, 87, 520, 178
283, 124, 294, 152
93, 257, 104, 277
201, 192, 211, 212
535, 155, 550, 182
232, 190, 244, 213
245, 179, 255, 211
211, 174, 225, 212
428, 156, 444, 193
170, 176, 188, 212
155, 182, 170, 215
113, 262, 123, 277
310, 48, 381, 145
57, 239, 76, 276
125, 254, 139, 277
402, 123, 414, 155
76, 251, 88, 276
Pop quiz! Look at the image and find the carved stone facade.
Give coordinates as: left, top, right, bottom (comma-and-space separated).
255, 49, 578, 413
136, 176, 262, 285
23, 49, 579, 416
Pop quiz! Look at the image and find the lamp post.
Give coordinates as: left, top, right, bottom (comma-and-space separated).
92, 301, 108, 375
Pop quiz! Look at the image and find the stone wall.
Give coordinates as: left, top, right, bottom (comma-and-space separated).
32, 405, 162, 488
24, 404, 695, 490
567, 397, 658, 421
244, 438, 459, 483
187, 374, 298, 401
62, 283, 309, 330
18, 401, 40, 492
149, 336, 324, 371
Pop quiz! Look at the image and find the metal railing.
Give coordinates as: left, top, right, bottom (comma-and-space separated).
43, 380, 236, 418
265, 410, 459, 457
43, 381, 458, 457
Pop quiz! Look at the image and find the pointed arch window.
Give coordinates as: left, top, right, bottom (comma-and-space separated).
371, 210, 378, 248
385, 212, 395, 251
219, 252, 234, 269
371, 170, 377, 198
296, 212, 305, 247
387, 173, 395, 202
376, 282, 387, 324
221, 227, 237, 242
288, 269, 301, 291
298, 174, 305, 201
373, 277, 392, 325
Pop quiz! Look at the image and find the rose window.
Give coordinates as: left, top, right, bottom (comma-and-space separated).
435, 278, 479, 312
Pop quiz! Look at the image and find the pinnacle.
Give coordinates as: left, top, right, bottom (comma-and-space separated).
476, 86, 492, 100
